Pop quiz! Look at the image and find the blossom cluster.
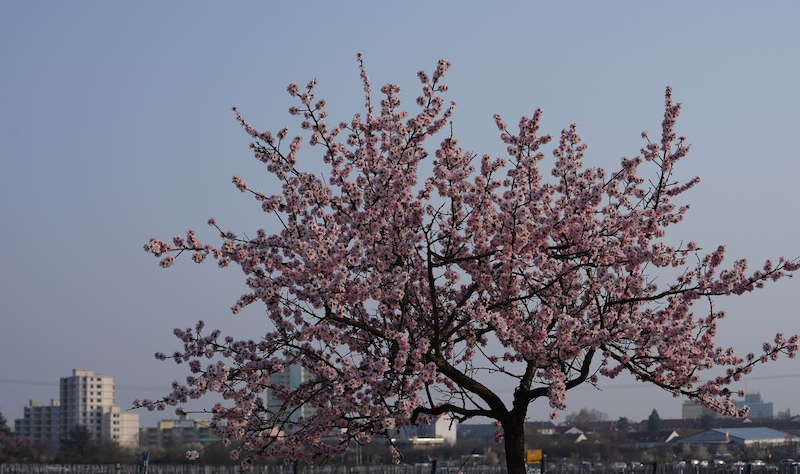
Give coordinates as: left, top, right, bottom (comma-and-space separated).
143, 55, 799, 464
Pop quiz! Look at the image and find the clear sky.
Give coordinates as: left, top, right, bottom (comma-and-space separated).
1, 1, 799, 428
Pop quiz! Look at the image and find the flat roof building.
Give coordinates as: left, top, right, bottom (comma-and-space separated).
735, 393, 773, 419
14, 369, 138, 449
265, 362, 316, 423
60, 369, 116, 441
14, 400, 61, 448
681, 400, 719, 420
678, 427, 796, 445
139, 415, 217, 449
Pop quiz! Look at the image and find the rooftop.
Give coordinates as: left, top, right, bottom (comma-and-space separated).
713, 427, 792, 440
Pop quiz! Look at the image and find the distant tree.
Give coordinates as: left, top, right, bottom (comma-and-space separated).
689, 443, 710, 461
647, 409, 662, 432
564, 408, 608, 426
59, 426, 93, 461
699, 413, 715, 430
0, 434, 34, 463
616, 416, 631, 432
87, 441, 136, 464
141, 55, 800, 474
0, 412, 10, 435
199, 442, 237, 465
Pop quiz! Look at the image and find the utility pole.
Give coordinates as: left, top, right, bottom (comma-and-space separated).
140, 451, 150, 474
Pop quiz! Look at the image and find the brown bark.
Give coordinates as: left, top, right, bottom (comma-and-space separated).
503, 417, 527, 474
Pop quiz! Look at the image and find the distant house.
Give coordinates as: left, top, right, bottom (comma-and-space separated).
626, 430, 681, 448
556, 426, 586, 436
675, 429, 705, 440
527, 421, 556, 435
644, 417, 766, 431
643, 418, 698, 431
551, 432, 588, 444
677, 427, 797, 446
396, 415, 458, 446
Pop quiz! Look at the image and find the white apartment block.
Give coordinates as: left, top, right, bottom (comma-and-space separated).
14, 369, 139, 449
14, 399, 61, 447
102, 406, 140, 448
60, 369, 116, 439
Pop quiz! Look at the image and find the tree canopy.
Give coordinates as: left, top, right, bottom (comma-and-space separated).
564, 408, 608, 426
141, 55, 799, 473
59, 425, 92, 460
0, 412, 10, 435
647, 409, 662, 432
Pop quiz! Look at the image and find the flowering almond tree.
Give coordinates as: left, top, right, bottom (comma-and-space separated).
141, 55, 798, 473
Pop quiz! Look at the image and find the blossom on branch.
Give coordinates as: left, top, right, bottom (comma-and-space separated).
141, 54, 799, 471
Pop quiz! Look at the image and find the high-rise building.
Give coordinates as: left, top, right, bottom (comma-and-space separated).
682, 393, 774, 420
265, 362, 316, 423
681, 400, 719, 419
14, 399, 61, 447
60, 369, 116, 440
14, 369, 139, 448
735, 393, 774, 419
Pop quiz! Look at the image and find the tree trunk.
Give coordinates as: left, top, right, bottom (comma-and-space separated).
503, 417, 527, 474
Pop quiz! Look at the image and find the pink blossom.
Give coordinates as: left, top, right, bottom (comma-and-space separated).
232, 176, 247, 192
143, 56, 800, 470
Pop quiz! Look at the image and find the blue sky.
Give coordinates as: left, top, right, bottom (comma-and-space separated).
1, 1, 799, 427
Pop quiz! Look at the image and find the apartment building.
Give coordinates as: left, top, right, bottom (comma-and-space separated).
60, 369, 116, 440
139, 415, 218, 448
13, 399, 61, 447
101, 406, 140, 448
265, 362, 316, 423
14, 369, 139, 448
